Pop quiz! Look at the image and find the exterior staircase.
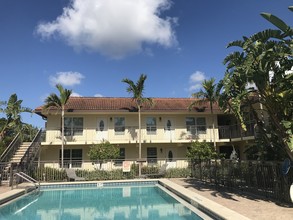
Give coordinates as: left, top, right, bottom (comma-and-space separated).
0, 129, 43, 184
10, 142, 32, 164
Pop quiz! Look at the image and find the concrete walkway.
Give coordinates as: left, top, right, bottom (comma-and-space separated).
171, 178, 293, 220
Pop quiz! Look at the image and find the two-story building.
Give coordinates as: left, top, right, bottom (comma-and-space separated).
35, 97, 256, 170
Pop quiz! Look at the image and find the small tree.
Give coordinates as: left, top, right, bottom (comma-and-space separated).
0, 93, 32, 141
187, 141, 219, 160
88, 140, 120, 169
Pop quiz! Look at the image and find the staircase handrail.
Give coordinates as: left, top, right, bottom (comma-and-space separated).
19, 129, 43, 170
0, 132, 22, 162
13, 172, 40, 190
18, 171, 38, 184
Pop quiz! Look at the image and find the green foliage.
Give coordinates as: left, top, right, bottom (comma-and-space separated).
79, 169, 136, 181
0, 94, 32, 140
190, 78, 219, 110
186, 141, 220, 160
165, 168, 191, 178
22, 124, 39, 142
88, 140, 120, 167
33, 167, 66, 181
121, 74, 153, 107
244, 142, 287, 161
190, 78, 219, 147
219, 6, 293, 160
43, 84, 72, 111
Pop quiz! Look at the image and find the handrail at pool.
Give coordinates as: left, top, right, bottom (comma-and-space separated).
13, 172, 40, 192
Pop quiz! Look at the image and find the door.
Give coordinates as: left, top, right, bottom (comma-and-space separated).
164, 118, 175, 140
97, 118, 108, 141
166, 148, 176, 168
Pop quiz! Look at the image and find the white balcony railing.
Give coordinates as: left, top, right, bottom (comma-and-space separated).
42, 125, 210, 144
42, 122, 257, 145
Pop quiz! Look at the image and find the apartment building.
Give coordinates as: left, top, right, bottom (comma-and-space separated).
35, 97, 256, 169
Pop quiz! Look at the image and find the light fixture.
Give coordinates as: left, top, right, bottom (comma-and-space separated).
110, 117, 112, 122
159, 117, 162, 121
160, 148, 163, 153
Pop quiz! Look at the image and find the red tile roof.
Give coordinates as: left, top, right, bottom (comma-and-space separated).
35, 97, 222, 116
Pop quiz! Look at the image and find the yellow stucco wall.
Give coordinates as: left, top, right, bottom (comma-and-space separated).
44, 112, 218, 145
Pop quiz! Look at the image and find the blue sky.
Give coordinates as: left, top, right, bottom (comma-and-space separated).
0, 0, 292, 128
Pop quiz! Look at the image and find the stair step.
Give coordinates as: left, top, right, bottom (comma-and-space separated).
18, 147, 30, 150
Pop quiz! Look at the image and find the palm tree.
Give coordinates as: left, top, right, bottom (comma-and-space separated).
189, 78, 219, 148
122, 74, 152, 177
43, 84, 72, 168
0, 94, 32, 141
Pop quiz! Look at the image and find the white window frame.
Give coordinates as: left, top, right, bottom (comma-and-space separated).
185, 117, 206, 135
64, 117, 83, 136
114, 117, 125, 135
146, 117, 157, 135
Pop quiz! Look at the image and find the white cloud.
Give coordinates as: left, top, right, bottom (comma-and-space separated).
36, 0, 177, 59
189, 84, 202, 92
188, 71, 206, 92
49, 72, 85, 87
71, 92, 82, 97
189, 71, 205, 83
94, 93, 103, 97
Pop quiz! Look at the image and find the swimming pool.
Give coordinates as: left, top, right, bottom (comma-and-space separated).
0, 181, 212, 220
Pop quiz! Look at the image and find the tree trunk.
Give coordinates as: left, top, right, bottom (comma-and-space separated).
61, 108, 64, 169
138, 105, 142, 177
210, 104, 216, 148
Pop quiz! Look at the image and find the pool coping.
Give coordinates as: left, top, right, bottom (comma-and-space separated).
0, 179, 250, 219
159, 179, 250, 220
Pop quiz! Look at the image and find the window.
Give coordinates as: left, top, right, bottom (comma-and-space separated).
114, 117, 125, 135
147, 147, 157, 164
60, 149, 82, 168
186, 117, 206, 135
115, 148, 125, 166
166, 120, 172, 131
146, 117, 157, 134
186, 117, 196, 135
64, 117, 83, 136
99, 120, 105, 131
197, 117, 206, 134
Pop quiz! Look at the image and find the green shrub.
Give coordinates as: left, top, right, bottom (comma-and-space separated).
165, 168, 191, 178
32, 167, 66, 181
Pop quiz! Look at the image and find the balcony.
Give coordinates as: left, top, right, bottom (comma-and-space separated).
218, 120, 256, 140
42, 125, 210, 145
42, 121, 257, 145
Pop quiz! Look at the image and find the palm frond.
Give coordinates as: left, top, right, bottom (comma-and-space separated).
261, 13, 290, 33
223, 51, 244, 66
226, 40, 244, 48
122, 74, 152, 109
250, 29, 283, 43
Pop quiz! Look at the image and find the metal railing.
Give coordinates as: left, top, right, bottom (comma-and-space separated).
19, 129, 43, 172
13, 171, 40, 191
218, 121, 256, 140
16, 158, 190, 182
190, 159, 293, 204
42, 121, 259, 144
0, 132, 22, 162
3, 158, 292, 203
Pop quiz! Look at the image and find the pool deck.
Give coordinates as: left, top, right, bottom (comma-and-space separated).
170, 178, 293, 220
1, 178, 293, 219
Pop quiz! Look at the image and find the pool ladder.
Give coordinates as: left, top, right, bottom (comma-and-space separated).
12, 172, 40, 193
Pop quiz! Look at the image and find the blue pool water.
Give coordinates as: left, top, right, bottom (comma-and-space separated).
0, 183, 207, 220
